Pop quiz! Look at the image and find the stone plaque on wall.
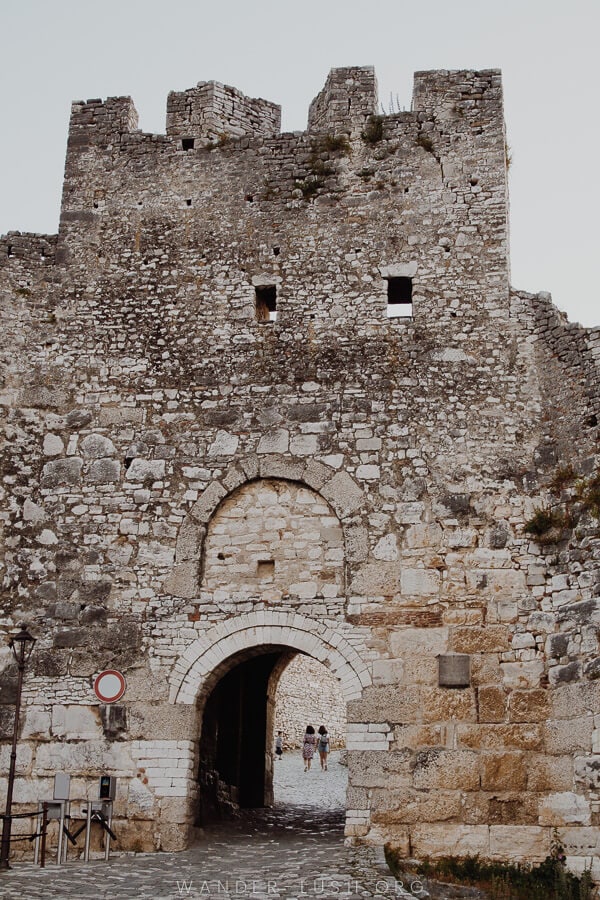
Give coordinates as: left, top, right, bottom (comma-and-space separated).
438, 653, 471, 688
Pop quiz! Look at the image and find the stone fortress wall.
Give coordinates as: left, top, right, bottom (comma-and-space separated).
0, 66, 599, 877
274, 654, 347, 750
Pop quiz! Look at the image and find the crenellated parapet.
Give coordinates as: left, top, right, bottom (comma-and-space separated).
166, 81, 281, 145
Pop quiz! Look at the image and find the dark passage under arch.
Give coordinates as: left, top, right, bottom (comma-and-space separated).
197, 648, 293, 823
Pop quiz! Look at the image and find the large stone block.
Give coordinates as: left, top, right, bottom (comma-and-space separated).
41, 457, 83, 488
350, 561, 400, 596
508, 689, 549, 723
410, 824, 490, 858
527, 754, 574, 791
22, 706, 52, 739
400, 568, 440, 596
125, 458, 165, 482
501, 660, 544, 689
478, 686, 507, 723
481, 751, 527, 791
321, 471, 363, 515
347, 685, 421, 723
347, 748, 413, 789
421, 687, 477, 723
87, 457, 121, 482
162, 562, 199, 598
489, 825, 549, 860
457, 724, 543, 751
412, 749, 480, 791
544, 717, 594, 754
538, 792, 592, 827
370, 787, 462, 824
51, 704, 102, 740
190, 480, 227, 523
80, 433, 116, 457
452, 625, 509, 654
390, 627, 448, 657
128, 702, 197, 741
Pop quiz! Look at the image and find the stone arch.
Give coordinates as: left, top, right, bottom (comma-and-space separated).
170, 610, 371, 704
164, 455, 366, 599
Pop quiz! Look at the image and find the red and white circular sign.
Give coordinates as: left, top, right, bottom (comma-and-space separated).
94, 670, 126, 703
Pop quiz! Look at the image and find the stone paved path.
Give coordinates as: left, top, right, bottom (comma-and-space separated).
0, 752, 486, 899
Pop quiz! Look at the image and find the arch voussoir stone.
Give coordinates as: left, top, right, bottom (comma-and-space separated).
170, 611, 370, 704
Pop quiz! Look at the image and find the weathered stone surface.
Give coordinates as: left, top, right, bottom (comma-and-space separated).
41, 457, 83, 488
421, 687, 477, 723
481, 751, 527, 791
321, 471, 363, 515
125, 458, 165, 482
478, 686, 508, 723
452, 626, 509, 654
509, 689, 550, 723
80, 433, 116, 457
539, 792, 592, 826
411, 824, 490, 858
190, 480, 227, 523
489, 825, 549, 860
412, 749, 480, 791
527, 753, 574, 791
87, 457, 121, 482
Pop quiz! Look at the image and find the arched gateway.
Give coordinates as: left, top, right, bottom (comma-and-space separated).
166, 475, 375, 832
170, 612, 370, 821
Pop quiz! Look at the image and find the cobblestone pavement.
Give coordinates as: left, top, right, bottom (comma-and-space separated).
0, 753, 486, 900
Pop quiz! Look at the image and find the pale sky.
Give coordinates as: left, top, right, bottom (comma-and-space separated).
1, 0, 598, 326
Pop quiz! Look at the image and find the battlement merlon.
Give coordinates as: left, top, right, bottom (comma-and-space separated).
412, 68, 504, 126
308, 66, 378, 136
166, 81, 281, 143
67, 96, 139, 149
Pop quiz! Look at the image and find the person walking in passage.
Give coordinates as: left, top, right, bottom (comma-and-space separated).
275, 731, 284, 760
317, 724, 330, 770
302, 724, 318, 772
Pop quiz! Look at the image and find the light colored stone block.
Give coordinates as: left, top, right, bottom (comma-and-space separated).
539, 792, 592, 827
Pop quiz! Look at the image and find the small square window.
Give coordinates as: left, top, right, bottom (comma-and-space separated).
255, 285, 277, 323
387, 277, 413, 318
257, 560, 275, 580
181, 137, 195, 151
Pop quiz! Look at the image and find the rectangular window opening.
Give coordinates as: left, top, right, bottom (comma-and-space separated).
255, 285, 277, 323
257, 559, 275, 580
181, 137, 195, 151
387, 276, 413, 319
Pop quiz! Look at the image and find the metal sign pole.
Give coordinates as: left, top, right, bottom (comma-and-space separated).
33, 804, 41, 866
56, 802, 64, 866
83, 804, 92, 862
104, 802, 113, 861
40, 803, 48, 868
62, 801, 70, 863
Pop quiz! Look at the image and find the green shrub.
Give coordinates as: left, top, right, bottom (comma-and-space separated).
321, 133, 351, 155
385, 846, 597, 900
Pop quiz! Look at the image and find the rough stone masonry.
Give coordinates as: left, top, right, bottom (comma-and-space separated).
0, 66, 599, 878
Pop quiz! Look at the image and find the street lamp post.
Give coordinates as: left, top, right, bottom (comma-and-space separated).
0, 623, 36, 870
